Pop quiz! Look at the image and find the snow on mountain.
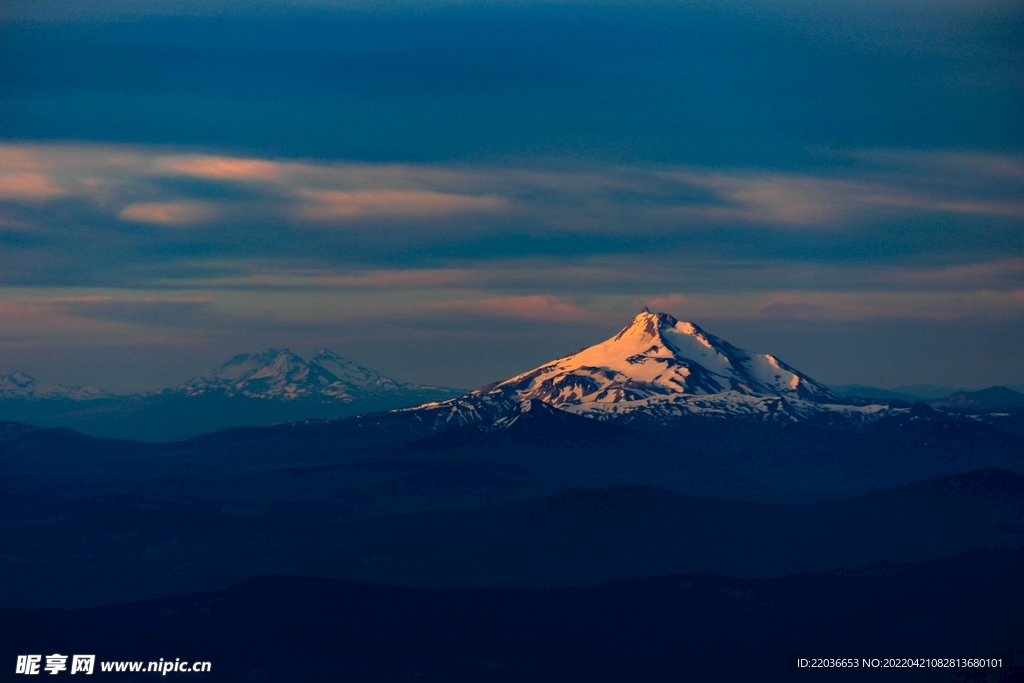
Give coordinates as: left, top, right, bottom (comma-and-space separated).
404, 309, 892, 426
0, 372, 112, 401
177, 348, 455, 401
494, 308, 844, 405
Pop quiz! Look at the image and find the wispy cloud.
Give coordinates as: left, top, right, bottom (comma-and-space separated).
628, 288, 1024, 322
429, 295, 596, 321
159, 155, 284, 181
1, 143, 1023, 351
295, 189, 508, 220
119, 202, 218, 225
879, 257, 1024, 289
654, 169, 1024, 227
2, 144, 1022, 236
0, 294, 213, 344
0, 172, 66, 201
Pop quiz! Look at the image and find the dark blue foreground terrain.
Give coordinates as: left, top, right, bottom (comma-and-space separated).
3, 408, 1023, 680
3, 467, 1023, 608
3, 549, 1023, 682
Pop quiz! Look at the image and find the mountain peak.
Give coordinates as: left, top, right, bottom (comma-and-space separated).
433, 310, 849, 420
613, 309, 714, 349
615, 308, 673, 340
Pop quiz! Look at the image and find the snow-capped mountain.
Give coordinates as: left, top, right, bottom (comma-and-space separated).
0, 372, 112, 401
176, 348, 457, 402
405, 309, 892, 426
494, 308, 843, 405
1, 349, 463, 440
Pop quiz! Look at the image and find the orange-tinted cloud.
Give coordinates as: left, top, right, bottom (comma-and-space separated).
119, 202, 216, 225
296, 190, 508, 220
2, 143, 1022, 232
0, 148, 57, 172
161, 155, 283, 181
0, 172, 65, 200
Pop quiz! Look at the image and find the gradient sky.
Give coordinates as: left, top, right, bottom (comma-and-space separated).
1, 0, 1022, 392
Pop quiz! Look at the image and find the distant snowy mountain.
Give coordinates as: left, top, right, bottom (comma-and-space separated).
930, 387, 1024, 413
404, 309, 894, 426
0, 372, 112, 401
0, 350, 462, 441
175, 348, 452, 402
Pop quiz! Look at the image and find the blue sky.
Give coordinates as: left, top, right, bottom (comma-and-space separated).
1, 0, 1022, 392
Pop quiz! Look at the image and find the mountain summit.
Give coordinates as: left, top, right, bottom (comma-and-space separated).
408, 310, 881, 425
492, 309, 843, 406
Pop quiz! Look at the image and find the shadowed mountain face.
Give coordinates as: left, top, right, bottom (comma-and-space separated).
2, 468, 1022, 608
4, 549, 1023, 682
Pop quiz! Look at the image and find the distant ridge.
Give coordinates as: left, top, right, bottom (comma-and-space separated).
175, 347, 458, 402
930, 386, 1024, 413
0, 349, 463, 441
0, 372, 111, 401
830, 383, 965, 403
